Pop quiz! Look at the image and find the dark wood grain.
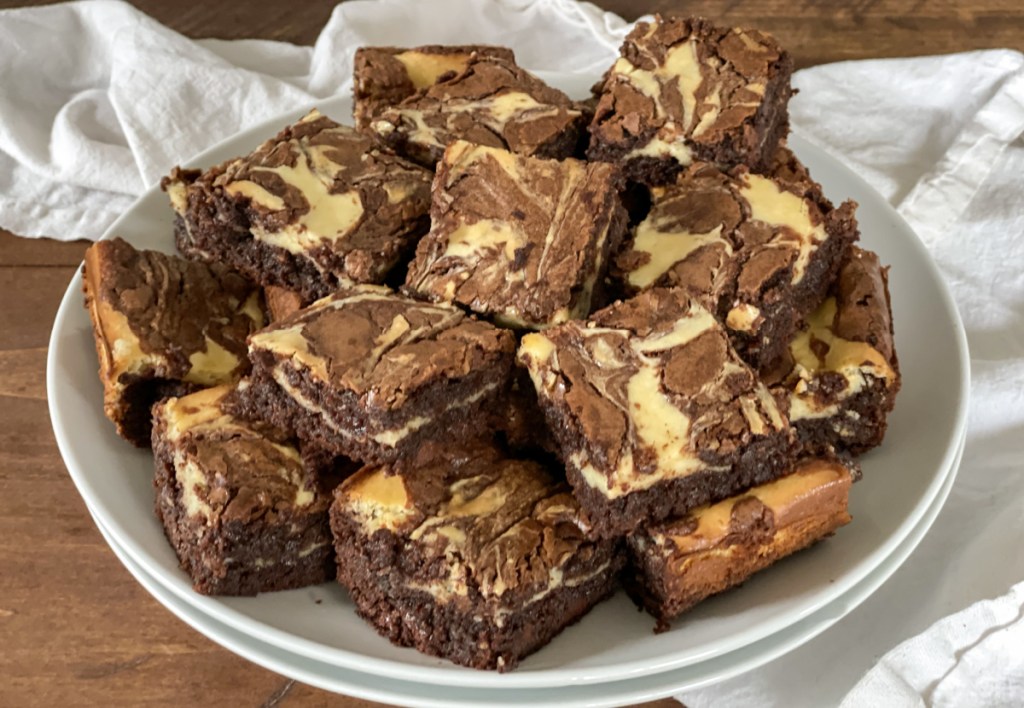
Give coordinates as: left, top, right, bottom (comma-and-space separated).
0, 1, 1018, 705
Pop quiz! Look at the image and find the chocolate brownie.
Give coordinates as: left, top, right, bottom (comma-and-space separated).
612, 161, 858, 369
263, 285, 304, 323
152, 385, 345, 595
353, 45, 516, 129
329, 443, 623, 671
405, 141, 627, 329
162, 109, 434, 303
234, 283, 516, 464
625, 457, 854, 628
368, 55, 585, 167
518, 287, 795, 538
588, 16, 793, 185
763, 247, 900, 455
82, 237, 263, 446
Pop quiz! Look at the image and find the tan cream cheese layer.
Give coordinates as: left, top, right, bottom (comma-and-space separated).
394, 50, 473, 89
656, 458, 852, 554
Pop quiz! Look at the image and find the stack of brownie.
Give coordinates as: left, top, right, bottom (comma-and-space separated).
81, 14, 901, 672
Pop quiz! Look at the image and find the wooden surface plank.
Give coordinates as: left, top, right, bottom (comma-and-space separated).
0, 0, 1018, 706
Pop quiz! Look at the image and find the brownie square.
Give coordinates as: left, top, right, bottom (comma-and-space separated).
329, 443, 623, 671
612, 161, 858, 369
368, 54, 585, 167
162, 109, 434, 304
518, 287, 795, 539
588, 15, 793, 185
625, 457, 854, 628
353, 45, 516, 129
234, 283, 516, 464
153, 385, 344, 595
405, 141, 627, 329
82, 237, 263, 446
763, 247, 900, 455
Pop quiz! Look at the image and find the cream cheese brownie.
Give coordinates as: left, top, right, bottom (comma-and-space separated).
82, 237, 263, 446
625, 457, 854, 628
588, 15, 793, 185
612, 162, 858, 369
234, 284, 516, 464
330, 443, 623, 671
763, 247, 900, 455
163, 109, 433, 303
405, 141, 627, 329
369, 54, 585, 167
354, 45, 516, 129
518, 288, 795, 539
153, 385, 345, 595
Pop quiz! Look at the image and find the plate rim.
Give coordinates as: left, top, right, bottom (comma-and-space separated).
47, 90, 971, 688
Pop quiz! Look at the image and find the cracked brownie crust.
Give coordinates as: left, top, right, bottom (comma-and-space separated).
405, 141, 627, 329
234, 284, 516, 464
519, 287, 795, 538
330, 443, 623, 671
163, 109, 433, 303
82, 237, 263, 446
369, 54, 585, 167
588, 16, 793, 185
152, 385, 342, 595
612, 160, 859, 369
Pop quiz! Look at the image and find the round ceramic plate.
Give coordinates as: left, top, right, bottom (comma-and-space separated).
48, 78, 970, 689
89, 427, 964, 707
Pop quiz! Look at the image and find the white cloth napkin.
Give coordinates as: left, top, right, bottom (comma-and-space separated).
5, 0, 1024, 705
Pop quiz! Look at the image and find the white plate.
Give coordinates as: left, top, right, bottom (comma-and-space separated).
48, 81, 970, 689
88, 427, 965, 707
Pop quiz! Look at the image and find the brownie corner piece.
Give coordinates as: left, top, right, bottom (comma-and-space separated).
518, 287, 794, 538
81, 237, 263, 446
163, 109, 433, 303
329, 443, 623, 671
405, 141, 627, 329
588, 15, 793, 184
764, 246, 900, 455
625, 456, 854, 627
152, 384, 337, 595
368, 54, 585, 166
353, 44, 516, 129
240, 284, 516, 464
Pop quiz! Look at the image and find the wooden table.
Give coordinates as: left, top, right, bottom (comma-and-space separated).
1, 1, 1019, 706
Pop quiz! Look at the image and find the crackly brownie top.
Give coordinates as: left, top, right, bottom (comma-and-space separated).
764, 248, 897, 420
589, 15, 786, 163
154, 385, 321, 525
165, 109, 433, 283
354, 45, 516, 129
83, 237, 263, 388
334, 443, 610, 606
518, 288, 787, 499
369, 55, 583, 165
638, 457, 852, 555
405, 141, 623, 329
613, 163, 848, 335
248, 283, 516, 406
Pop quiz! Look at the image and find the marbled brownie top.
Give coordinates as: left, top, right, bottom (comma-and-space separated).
153, 385, 320, 525
405, 141, 624, 329
369, 54, 584, 166
248, 284, 516, 407
518, 288, 788, 500
353, 44, 516, 129
589, 15, 789, 169
334, 443, 610, 606
164, 109, 433, 284
83, 237, 262, 394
